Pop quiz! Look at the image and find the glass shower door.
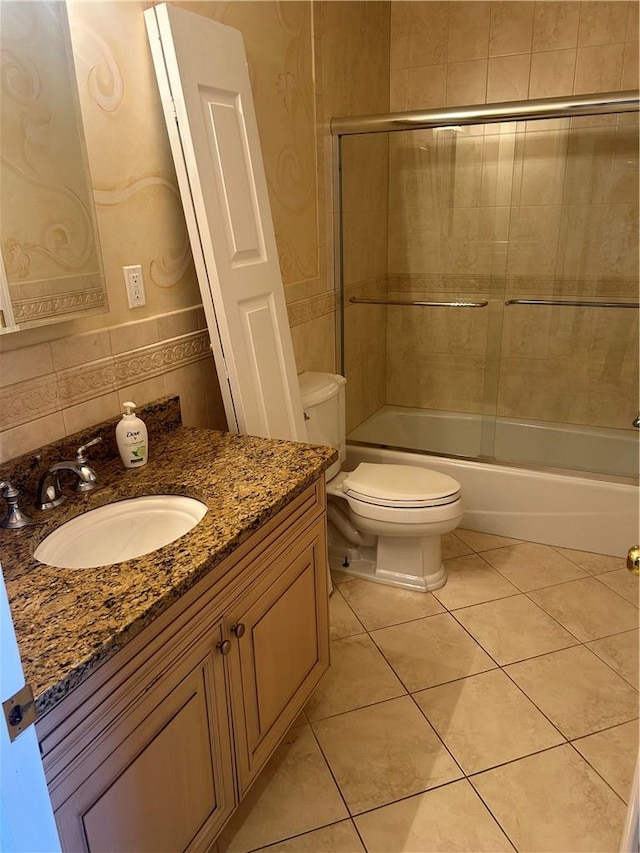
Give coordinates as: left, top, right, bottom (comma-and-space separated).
496, 113, 639, 477
338, 108, 639, 478
340, 123, 513, 462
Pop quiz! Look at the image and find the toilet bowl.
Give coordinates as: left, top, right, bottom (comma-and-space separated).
299, 372, 463, 592
326, 464, 462, 591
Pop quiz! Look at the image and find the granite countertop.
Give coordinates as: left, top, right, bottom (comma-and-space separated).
1, 425, 336, 717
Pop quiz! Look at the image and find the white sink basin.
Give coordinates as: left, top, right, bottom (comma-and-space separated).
34, 495, 207, 569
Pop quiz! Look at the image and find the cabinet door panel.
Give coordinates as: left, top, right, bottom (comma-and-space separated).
229, 520, 329, 792
252, 564, 317, 734
83, 682, 214, 852
55, 624, 234, 852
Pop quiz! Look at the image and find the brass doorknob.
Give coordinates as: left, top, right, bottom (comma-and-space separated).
627, 546, 640, 575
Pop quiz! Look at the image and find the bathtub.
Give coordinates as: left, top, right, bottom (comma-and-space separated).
348, 406, 639, 478
347, 406, 639, 557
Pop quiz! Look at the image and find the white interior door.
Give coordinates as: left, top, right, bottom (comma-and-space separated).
145, 3, 306, 441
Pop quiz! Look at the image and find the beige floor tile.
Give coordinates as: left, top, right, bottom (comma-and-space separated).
312, 696, 462, 815
371, 613, 497, 692
572, 721, 639, 804
556, 546, 626, 575
434, 553, 520, 610
305, 634, 405, 722
442, 531, 474, 559
354, 780, 515, 852
252, 820, 365, 853
482, 542, 588, 591
505, 646, 639, 739
292, 709, 307, 727
414, 669, 564, 774
471, 745, 627, 853
330, 568, 353, 585
596, 569, 640, 607
337, 578, 444, 630
455, 528, 522, 552
454, 594, 578, 664
329, 589, 365, 641
217, 725, 347, 853
587, 629, 639, 689
529, 577, 639, 642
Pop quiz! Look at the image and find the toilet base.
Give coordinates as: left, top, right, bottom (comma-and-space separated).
327, 538, 448, 592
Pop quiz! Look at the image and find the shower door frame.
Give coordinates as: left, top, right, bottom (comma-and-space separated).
333, 89, 640, 475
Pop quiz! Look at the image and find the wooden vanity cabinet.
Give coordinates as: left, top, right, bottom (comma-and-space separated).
52, 618, 235, 852
36, 478, 329, 852
226, 521, 329, 795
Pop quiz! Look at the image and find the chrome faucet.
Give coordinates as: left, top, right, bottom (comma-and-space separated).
36, 437, 102, 510
634, 414, 640, 429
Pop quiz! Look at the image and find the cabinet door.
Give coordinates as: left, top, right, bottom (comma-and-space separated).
54, 622, 235, 853
227, 519, 329, 793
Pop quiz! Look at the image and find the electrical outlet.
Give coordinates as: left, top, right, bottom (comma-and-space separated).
123, 265, 146, 308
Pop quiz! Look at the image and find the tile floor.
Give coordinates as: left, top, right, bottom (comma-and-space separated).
217, 529, 639, 853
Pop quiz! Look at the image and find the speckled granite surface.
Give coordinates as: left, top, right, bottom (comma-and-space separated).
1, 422, 336, 717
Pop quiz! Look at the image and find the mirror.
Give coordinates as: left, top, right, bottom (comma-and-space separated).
0, 0, 108, 333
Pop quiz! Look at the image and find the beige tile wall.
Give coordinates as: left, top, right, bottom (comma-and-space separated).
2, 1, 636, 462
317, 1, 391, 431
0, 0, 343, 461
382, 1, 639, 430
0, 306, 225, 463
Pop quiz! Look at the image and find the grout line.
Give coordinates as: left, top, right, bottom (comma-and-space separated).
306, 715, 355, 823
242, 816, 363, 853
246, 536, 636, 852
566, 739, 631, 807
466, 770, 521, 851
591, 570, 640, 609
466, 740, 572, 781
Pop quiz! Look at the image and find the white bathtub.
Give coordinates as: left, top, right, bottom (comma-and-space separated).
347, 407, 639, 557
348, 405, 639, 478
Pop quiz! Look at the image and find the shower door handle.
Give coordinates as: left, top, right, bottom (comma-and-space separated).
627, 546, 640, 575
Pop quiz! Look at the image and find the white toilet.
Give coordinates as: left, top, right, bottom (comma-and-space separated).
299, 372, 463, 592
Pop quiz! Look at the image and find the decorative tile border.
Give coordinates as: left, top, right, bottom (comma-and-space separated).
0, 329, 211, 433
57, 357, 118, 408
287, 290, 337, 326
114, 331, 210, 385
12, 288, 108, 324
344, 276, 387, 305
0, 375, 60, 432
386, 274, 500, 295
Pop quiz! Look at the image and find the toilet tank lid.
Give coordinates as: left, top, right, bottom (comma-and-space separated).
298, 372, 346, 407
343, 463, 460, 503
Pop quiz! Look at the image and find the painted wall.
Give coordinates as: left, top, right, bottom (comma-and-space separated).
381, 1, 639, 430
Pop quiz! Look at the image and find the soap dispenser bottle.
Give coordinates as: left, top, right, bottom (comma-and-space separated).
116, 401, 148, 468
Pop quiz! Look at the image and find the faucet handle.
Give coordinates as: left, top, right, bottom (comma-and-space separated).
0, 481, 19, 500
0, 481, 32, 529
76, 435, 102, 463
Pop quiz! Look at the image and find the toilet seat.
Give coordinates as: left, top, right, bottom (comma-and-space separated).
343, 463, 460, 509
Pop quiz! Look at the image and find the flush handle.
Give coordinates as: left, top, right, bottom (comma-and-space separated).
231, 622, 246, 638
627, 546, 640, 575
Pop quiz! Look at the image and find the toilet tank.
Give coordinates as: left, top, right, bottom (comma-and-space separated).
298, 372, 346, 481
